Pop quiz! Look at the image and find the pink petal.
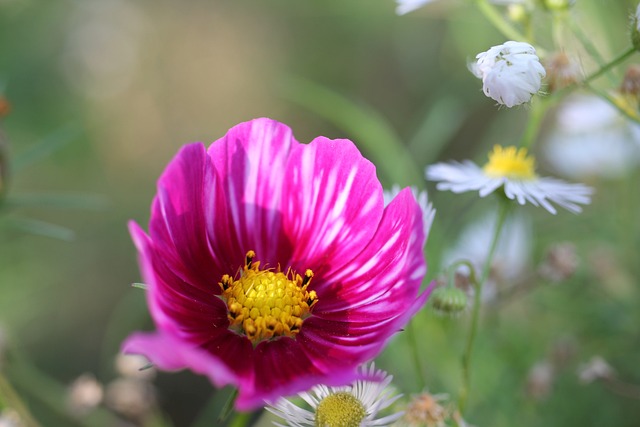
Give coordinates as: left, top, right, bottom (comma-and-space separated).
314, 188, 428, 320
148, 143, 224, 291
130, 221, 229, 345
206, 118, 296, 266
282, 137, 384, 278
122, 332, 239, 389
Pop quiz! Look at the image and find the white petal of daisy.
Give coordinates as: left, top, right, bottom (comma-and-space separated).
383, 185, 435, 239
426, 145, 593, 215
266, 363, 403, 427
544, 95, 640, 179
395, 0, 435, 15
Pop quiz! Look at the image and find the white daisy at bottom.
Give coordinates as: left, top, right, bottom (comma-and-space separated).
426, 145, 593, 215
266, 363, 403, 427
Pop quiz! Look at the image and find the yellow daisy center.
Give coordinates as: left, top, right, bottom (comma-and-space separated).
315, 392, 367, 427
218, 251, 317, 344
483, 145, 536, 179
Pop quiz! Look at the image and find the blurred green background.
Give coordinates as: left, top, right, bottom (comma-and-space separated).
1, 0, 639, 426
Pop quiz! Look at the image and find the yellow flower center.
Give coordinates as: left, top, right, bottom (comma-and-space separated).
483, 145, 536, 179
218, 251, 317, 344
315, 392, 367, 427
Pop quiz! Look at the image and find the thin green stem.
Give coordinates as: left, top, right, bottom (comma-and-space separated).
551, 47, 637, 102
0, 371, 41, 427
407, 318, 426, 391
518, 97, 548, 149
584, 47, 636, 86
217, 388, 239, 424
566, 18, 608, 70
475, 0, 543, 53
586, 84, 640, 124
458, 202, 510, 413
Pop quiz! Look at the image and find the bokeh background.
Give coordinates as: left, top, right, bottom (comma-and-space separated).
1, 0, 639, 426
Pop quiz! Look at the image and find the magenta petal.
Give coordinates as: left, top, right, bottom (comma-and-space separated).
282, 137, 384, 277
129, 221, 228, 345
207, 118, 296, 265
126, 119, 432, 410
122, 332, 239, 388
315, 188, 428, 319
237, 338, 362, 410
148, 143, 224, 291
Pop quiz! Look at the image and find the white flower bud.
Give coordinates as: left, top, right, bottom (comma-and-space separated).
471, 41, 546, 107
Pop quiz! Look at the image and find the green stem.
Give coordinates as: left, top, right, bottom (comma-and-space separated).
550, 47, 637, 102
518, 97, 547, 149
586, 84, 640, 124
458, 202, 510, 413
475, 0, 542, 53
217, 388, 239, 424
407, 318, 426, 391
583, 47, 636, 86
566, 18, 608, 71
0, 371, 41, 427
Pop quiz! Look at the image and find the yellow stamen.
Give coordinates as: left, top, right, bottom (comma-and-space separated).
218, 251, 317, 343
483, 145, 536, 179
315, 392, 366, 427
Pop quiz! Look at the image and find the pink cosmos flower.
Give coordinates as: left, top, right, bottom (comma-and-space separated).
123, 118, 431, 410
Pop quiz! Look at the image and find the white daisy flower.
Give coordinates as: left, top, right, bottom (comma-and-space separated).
426, 145, 593, 214
443, 210, 531, 303
470, 41, 546, 108
383, 185, 435, 239
266, 363, 403, 427
544, 95, 640, 179
395, 0, 434, 15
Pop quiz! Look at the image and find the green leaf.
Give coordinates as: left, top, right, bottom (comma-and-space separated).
12, 123, 81, 173
2, 193, 108, 210
2, 217, 75, 241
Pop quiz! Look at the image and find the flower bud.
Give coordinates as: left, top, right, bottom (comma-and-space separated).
0, 96, 10, 119
538, 242, 579, 282
619, 64, 640, 103
67, 373, 104, 417
430, 286, 468, 316
507, 4, 529, 24
632, 4, 640, 52
470, 41, 546, 108
542, 0, 575, 11
403, 392, 450, 426
544, 52, 581, 93
525, 360, 554, 400
578, 356, 615, 384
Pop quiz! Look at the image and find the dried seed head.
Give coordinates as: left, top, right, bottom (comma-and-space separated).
538, 242, 579, 282
67, 373, 104, 417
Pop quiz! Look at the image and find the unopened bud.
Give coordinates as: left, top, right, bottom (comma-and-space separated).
403, 392, 450, 427
545, 52, 581, 93
115, 353, 156, 381
0, 409, 23, 427
105, 378, 156, 421
67, 373, 104, 417
538, 242, 579, 282
542, 0, 575, 11
619, 65, 640, 104
507, 4, 528, 24
0, 96, 10, 119
578, 356, 615, 384
430, 286, 468, 316
525, 360, 555, 400
632, 4, 640, 51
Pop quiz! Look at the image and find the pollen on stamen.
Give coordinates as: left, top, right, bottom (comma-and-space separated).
217, 251, 317, 344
